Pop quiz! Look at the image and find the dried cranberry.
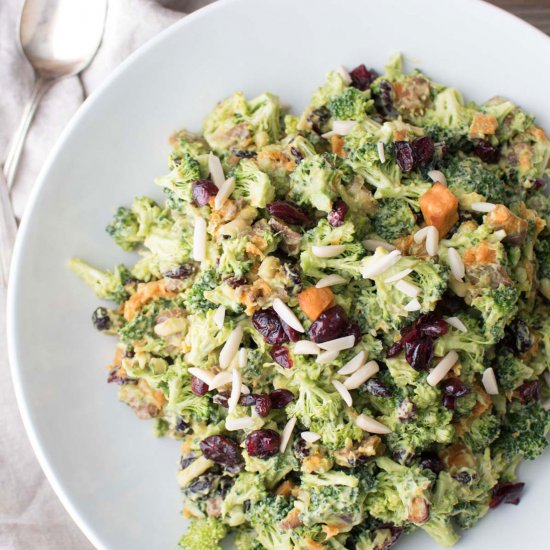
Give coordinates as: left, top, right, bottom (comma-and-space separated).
393, 449, 414, 465
394, 141, 415, 173
92, 307, 111, 331
349, 64, 378, 91
405, 337, 433, 371
401, 325, 420, 344
270, 389, 294, 409
441, 378, 470, 398
412, 136, 435, 167
225, 276, 247, 288
162, 264, 194, 279
503, 319, 533, 355
327, 200, 348, 227
293, 437, 310, 458
343, 321, 362, 346
374, 80, 395, 118
442, 395, 457, 410
107, 367, 135, 385
419, 452, 444, 474
213, 392, 230, 408
290, 147, 303, 163
308, 305, 349, 343
533, 178, 545, 190
254, 394, 272, 417
490, 482, 525, 508
191, 376, 209, 396
200, 435, 243, 469
474, 140, 500, 164
266, 201, 311, 225
372, 525, 403, 550
231, 149, 256, 159
192, 179, 218, 207
363, 378, 393, 397
282, 320, 301, 342
270, 345, 293, 369
180, 453, 197, 469
418, 319, 449, 338
516, 380, 541, 403
452, 471, 473, 484
308, 106, 331, 135
238, 394, 257, 406
175, 418, 190, 434
397, 398, 417, 422
252, 307, 289, 344
415, 313, 448, 336
245, 429, 281, 458
386, 340, 404, 358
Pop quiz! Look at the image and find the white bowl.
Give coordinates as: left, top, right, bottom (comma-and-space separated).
7, 0, 550, 548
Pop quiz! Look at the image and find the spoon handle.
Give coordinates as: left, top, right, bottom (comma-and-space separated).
3, 77, 53, 190
0, 173, 18, 288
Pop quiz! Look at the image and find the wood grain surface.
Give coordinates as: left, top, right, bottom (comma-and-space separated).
491, 0, 550, 34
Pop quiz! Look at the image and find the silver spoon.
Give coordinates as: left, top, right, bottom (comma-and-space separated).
0, 0, 107, 287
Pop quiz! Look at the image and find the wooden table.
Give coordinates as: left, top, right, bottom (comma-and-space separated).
491, 0, 550, 34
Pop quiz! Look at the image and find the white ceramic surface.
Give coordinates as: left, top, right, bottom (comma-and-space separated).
7, 0, 550, 548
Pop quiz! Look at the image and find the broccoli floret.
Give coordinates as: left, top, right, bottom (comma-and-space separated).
178, 517, 227, 550
444, 156, 506, 205
354, 251, 449, 332
296, 471, 366, 530
289, 154, 340, 212
245, 495, 295, 550
162, 367, 217, 424
494, 401, 550, 460
68, 259, 131, 304
243, 450, 299, 488
462, 412, 501, 452
233, 158, 275, 208
422, 516, 460, 547
535, 238, 550, 299
106, 207, 141, 251
221, 472, 267, 527
344, 136, 403, 194
156, 153, 202, 203
421, 87, 476, 149
299, 219, 366, 279
185, 269, 220, 313
184, 310, 234, 368
235, 530, 265, 550
434, 314, 489, 379
469, 285, 520, 343
493, 351, 534, 392
287, 374, 341, 428
203, 92, 281, 153
310, 70, 349, 108
327, 87, 373, 121
247, 92, 282, 144
370, 198, 417, 241
383, 401, 455, 457
366, 457, 433, 526
117, 297, 174, 344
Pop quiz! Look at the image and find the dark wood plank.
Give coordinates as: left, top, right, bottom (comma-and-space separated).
489, 1, 550, 34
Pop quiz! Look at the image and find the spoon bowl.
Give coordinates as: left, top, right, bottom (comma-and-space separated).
20, 0, 108, 79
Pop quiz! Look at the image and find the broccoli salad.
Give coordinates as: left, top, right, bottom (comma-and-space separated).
70, 54, 550, 550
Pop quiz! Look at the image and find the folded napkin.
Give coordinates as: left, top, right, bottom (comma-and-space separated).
0, 1, 211, 548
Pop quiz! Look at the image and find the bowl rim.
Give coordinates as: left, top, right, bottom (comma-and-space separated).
6, 0, 549, 547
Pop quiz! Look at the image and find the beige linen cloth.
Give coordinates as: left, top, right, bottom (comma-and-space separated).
0, 1, 211, 548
